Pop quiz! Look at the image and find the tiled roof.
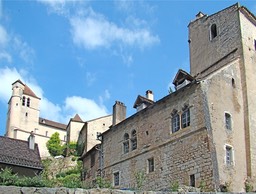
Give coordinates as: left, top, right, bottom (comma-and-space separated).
72, 114, 83, 122
24, 85, 40, 99
12, 80, 40, 99
39, 117, 67, 130
133, 95, 154, 108
0, 136, 43, 170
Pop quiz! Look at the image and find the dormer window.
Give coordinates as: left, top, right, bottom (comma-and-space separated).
210, 24, 217, 40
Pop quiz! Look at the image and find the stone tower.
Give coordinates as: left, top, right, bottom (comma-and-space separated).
5, 80, 41, 140
189, 3, 256, 187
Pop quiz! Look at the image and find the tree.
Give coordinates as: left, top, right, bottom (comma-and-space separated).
46, 132, 63, 156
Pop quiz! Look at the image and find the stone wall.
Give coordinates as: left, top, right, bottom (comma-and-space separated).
0, 186, 251, 194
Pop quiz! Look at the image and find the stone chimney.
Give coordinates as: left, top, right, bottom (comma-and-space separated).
112, 101, 126, 126
146, 90, 154, 101
28, 131, 35, 150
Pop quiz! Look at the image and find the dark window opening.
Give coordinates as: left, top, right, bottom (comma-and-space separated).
27, 98, 30, 107
25, 112, 28, 117
22, 96, 26, 106
210, 24, 217, 40
131, 130, 137, 150
91, 152, 95, 167
254, 39, 256, 50
148, 158, 154, 173
190, 174, 195, 187
226, 145, 233, 165
225, 113, 232, 130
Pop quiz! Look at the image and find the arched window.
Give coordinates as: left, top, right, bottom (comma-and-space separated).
22, 96, 26, 106
131, 130, 137, 151
172, 109, 180, 133
181, 105, 190, 128
123, 133, 129, 154
210, 24, 217, 40
27, 98, 30, 107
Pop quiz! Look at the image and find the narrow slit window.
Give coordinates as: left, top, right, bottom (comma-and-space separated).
131, 130, 137, 151
114, 172, 120, 186
22, 96, 26, 106
123, 133, 129, 154
225, 113, 232, 130
148, 158, 154, 173
27, 98, 30, 107
226, 145, 233, 165
210, 24, 217, 40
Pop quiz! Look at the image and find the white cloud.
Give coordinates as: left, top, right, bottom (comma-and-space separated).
86, 72, 96, 86
64, 96, 108, 122
0, 67, 109, 124
0, 51, 12, 63
70, 11, 159, 50
0, 25, 8, 46
13, 36, 35, 64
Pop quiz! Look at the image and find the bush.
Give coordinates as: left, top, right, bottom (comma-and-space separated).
46, 132, 64, 157
57, 173, 81, 188
0, 168, 18, 186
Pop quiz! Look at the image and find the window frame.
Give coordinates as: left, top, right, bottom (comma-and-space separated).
148, 157, 154, 173
27, 97, 30, 107
22, 96, 26, 106
113, 171, 120, 186
210, 23, 217, 40
172, 113, 180, 133
225, 145, 234, 166
131, 130, 137, 151
225, 112, 232, 130
123, 133, 129, 154
181, 108, 190, 128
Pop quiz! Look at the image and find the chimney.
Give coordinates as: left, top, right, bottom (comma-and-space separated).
112, 101, 126, 126
28, 131, 35, 150
196, 11, 205, 19
146, 90, 154, 101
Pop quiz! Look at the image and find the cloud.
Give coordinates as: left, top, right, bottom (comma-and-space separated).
70, 10, 159, 50
0, 51, 12, 63
13, 36, 35, 64
0, 67, 109, 124
86, 72, 96, 86
64, 96, 108, 122
0, 25, 8, 46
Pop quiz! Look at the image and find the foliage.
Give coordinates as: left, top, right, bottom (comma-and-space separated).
46, 132, 64, 157
0, 168, 18, 186
95, 176, 112, 188
245, 178, 254, 192
134, 170, 146, 190
219, 181, 231, 192
57, 173, 81, 188
199, 181, 206, 192
170, 181, 179, 192
0, 168, 50, 187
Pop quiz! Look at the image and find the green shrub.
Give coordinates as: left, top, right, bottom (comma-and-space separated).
57, 173, 81, 188
170, 181, 179, 191
0, 168, 18, 186
95, 176, 112, 188
46, 132, 64, 156
134, 170, 145, 190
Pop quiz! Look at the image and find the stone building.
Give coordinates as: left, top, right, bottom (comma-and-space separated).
5, 80, 112, 158
81, 3, 256, 192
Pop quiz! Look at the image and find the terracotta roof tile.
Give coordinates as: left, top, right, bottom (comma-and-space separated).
0, 136, 43, 170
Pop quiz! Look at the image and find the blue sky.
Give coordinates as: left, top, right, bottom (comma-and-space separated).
0, 0, 255, 136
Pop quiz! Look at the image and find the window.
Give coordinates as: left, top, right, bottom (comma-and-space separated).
172, 113, 180, 133
190, 174, 195, 187
226, 145, 233, 165
27, 98, 30, 107
64, 135, 66, 141
131, 130, 137, 150
45, 131, 48, 137
25, 112, 28, 117
148, 158, 154, 173
113, 172, 120, 186
22, 96, 26, 106
181, 108, 190, 128
225, 113, 232, 130
254, 39, 256, 51
210, 24, 217, 40
123, 133, 129, 154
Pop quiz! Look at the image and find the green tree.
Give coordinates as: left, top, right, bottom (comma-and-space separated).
46, 132, 63, 156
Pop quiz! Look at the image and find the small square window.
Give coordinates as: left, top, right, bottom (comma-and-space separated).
114, 172, 120, 186
148, 158, 154, 173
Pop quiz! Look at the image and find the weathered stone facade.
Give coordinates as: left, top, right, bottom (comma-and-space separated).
81, 3, 256, 192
